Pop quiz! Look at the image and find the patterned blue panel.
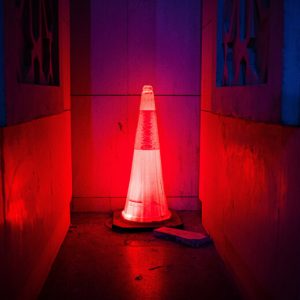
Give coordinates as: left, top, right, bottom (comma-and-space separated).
216, 0, 270, 87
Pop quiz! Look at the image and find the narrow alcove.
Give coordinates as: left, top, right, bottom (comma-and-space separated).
1, 1, 300, 299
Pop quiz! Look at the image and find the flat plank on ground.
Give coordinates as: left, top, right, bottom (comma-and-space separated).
153, 227, 211, 247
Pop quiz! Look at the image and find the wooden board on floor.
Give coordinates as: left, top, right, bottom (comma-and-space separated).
154, 227, 211, 247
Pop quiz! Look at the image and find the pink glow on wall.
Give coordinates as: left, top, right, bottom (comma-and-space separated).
122, 86, 171, 222
6, 198, 28, 229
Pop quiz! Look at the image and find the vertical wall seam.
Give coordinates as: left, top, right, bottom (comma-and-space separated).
0, 129, 6, 224
0, 0, 6, 127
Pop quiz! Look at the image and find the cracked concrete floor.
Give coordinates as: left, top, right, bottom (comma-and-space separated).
39, 212, 241, 300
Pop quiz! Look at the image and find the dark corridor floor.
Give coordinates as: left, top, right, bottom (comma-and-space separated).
39, 212, 241, 300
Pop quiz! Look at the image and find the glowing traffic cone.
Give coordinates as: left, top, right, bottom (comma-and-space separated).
122, 85, 171, 222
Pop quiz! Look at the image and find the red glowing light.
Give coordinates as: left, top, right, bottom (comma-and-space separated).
122, 85, 171, 222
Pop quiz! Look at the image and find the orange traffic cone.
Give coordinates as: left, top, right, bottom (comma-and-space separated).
122, 85, 171, 222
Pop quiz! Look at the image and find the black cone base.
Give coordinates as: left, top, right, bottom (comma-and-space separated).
112, 210, 183, 232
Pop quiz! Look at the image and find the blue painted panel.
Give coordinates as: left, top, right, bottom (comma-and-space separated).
216, 0, 224, 87
281, 0, 300, 125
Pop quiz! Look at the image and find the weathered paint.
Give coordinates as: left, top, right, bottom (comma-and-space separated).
203, 0, 283, 123
201, 0, 300, 298
0, 1, 71, 298
2, 112, 72, 299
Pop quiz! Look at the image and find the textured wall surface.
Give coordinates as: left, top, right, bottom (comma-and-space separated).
0, 1, 71, 299
71, 0, 201, 211
200, 0, 300, 299
2, 113, 72, 299
200, 112, 300, 299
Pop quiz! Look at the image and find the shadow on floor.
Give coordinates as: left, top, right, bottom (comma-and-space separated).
39, 211, 242, 300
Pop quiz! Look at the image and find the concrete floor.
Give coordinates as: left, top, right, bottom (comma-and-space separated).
39, 212, 242, 300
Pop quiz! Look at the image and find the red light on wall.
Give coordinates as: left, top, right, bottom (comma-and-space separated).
122, 85, 171, 222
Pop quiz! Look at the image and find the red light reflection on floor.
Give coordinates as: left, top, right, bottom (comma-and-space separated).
124, 243, 166, 299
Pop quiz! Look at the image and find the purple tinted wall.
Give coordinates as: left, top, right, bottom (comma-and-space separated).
71, 0, 201, 211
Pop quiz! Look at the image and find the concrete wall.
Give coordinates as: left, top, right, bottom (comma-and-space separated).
71, 0, 201, 211
2, 113, 72, 299
0, 1, 71, 299
200, 112, 300, 299
200, 0, 300, 299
